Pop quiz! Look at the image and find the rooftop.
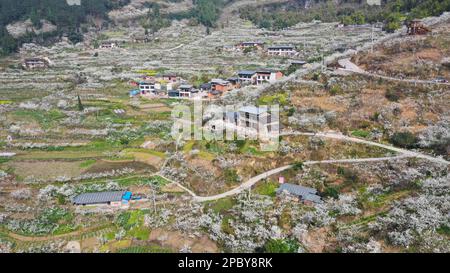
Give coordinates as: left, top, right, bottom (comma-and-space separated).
240, 41, 264, 45
211, 78, 230, 85
268, 45, 295, 49
256, 69, 278, 74
276, 183, 322, 204
73, 191, 126, 205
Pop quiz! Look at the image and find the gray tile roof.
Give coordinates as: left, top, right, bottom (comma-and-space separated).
268, 45, 295, 49
238, 70, 257, 76
73, 191, 126, 205
276, 183, 322, 203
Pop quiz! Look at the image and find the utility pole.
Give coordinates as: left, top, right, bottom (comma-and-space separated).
371, 23, 374, 53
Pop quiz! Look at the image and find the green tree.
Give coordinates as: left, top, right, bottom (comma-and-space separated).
264, 239, 299, 253
384, 12, 403, 33
390, 132, 418, 148
77, 95, 84, 112
352, 11, 366, 25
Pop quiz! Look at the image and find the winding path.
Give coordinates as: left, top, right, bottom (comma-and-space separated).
338, 58, 450, 86
189, 131, 449, 202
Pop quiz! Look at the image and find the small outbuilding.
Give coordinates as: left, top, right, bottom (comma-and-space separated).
73, 191, 132, 206
276, 183, 322, 204
22, 57, 50, 70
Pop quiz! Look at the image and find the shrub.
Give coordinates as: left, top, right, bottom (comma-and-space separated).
390, 132, 418, 149
292, 161, 304, 171
329, 84, 342, 96
337, 167, 359, 184
385, 88, 401, 102
263, 239, 299, 253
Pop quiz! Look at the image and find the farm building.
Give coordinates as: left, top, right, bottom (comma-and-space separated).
200, 83, 212, 91
407, 20, 430, 35
139, 81, 157, 94
132, 34, 151, 43
267, 45, 297, 56
73, 191, 133, 206
276, 183, 322, 204
168, 90, 180, 98
22, 57, 50, 70
227, 77, 241, 89
160, 74, 179, 83
238, 106, 278, 134
100, 41, 118, 49
211, 79, 232, 92
255, 70, 283, 85
236, 41, 265, 51
179, 84, 198, 98
129, 89, 140, 97
237, 70, 257, 84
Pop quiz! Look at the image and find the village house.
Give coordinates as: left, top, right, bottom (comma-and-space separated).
227, 77, 241, 89
100, 41, 118, 49
291, 60, 307, 67
129, 89, 140, 97
168, 90, 180, 98
138, 81, 157, 95
73, 191, 133, 207
237, 70, 257, 85
22, 57, 50, 70
267, 45, 297, 56
222, 45, 235, 52
238, 106, 278, 134
276, 183, 322, 205
407, 19, 431, 35
255, 70, 283, 85
236, 41, 265, 51
210, 79, 232, 93
160, 74, 179, 83
179, 84, 198, 98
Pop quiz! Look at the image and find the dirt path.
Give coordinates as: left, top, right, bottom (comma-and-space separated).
286, 131, 449, 165
193, 155, 410, 202
338, 58, 450, 86
165, 43, 185, 52
190, 130, 449, 202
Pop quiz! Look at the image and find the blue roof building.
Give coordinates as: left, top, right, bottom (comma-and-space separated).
73, 191, 133, 206
276, 183, 322, 204
129, 89, 140, 97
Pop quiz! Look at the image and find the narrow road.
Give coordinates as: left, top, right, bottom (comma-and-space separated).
219, 0, 290, 23
165, 43, 185, 52
193, 155, 410, 202
1, 225, 112, 242
190, 131, 449, 202
283, 131, 449, 165
338, 58, 450, 86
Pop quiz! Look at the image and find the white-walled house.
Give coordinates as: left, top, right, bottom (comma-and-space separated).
267, 45, 297, 56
